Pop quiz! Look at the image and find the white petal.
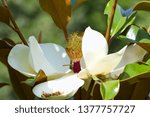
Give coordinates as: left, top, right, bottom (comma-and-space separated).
8, 44, 36, 77
32, 74, 84, 100
109, 44, 146, 79
114, 44, 146, 70
78, 46, 127, 79
28, 36, 57, 76
40, 43, 70, 73
82, 27, 108, 67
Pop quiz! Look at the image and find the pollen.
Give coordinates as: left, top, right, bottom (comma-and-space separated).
66, 33, 82, 62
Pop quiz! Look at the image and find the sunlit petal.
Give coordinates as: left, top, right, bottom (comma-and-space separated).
114, 44, 146, 70
28, 36, 57, 76
82, 27, 108, 67
8, 44, 36, 77
78, 46, 127, 79
32, 73, 84, 100
110, 44, 146, 78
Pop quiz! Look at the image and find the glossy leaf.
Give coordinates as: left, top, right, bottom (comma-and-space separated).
119, 61, 150, 80
104, 0, 136, 37
125, 25, 150, 52
0, 6, 10, 25
0, 83, 9, 88
119, 12, 136, 34
127, 25, 150, 41
104, 0, 126, 37
133, 1, 150, 11
100, 80, 120, 100
39, 0, 71, 34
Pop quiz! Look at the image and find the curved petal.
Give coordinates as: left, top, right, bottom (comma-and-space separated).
28, 36, 58, 76
114, 44, 146, 70
40, 43, 70, 73
82, 27, 108, 67
110, 44, 146, 78
32, 74, 84, 100
78, 46, 127, 79
8, 44, 36, 77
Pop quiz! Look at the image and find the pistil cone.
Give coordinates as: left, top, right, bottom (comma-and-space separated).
66, 33, 82, 73
66, 33, 82, 62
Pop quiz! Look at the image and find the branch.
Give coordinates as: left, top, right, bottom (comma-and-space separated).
2, 0, 28, 45
105, 0, 118, 44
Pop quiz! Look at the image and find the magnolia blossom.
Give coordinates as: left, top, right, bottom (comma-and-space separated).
8, 26, 146, 99
78, 27, 146, 80
8, 36, 84, 99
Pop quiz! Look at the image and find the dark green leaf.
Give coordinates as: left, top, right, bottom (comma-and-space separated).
127, 26, 150, 42
0, 82, 9, 88
125, 25, 150, 52
0, 6, 10, 25
104, 0, 126, 37
100, 80, 120, 100
133, 1, 150, 11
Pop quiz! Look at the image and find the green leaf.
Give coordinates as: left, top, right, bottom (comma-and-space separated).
146, 58, 150, 65
0, 6, 10, 25
0, 82, 9, 88
104, 0, 126, 37
127, 25, 150, 42
100, 80, 120, 100
119, 62, 150, 81
125, 25, 150, 52
133, 1, 150, 11
39, 0, 71, 36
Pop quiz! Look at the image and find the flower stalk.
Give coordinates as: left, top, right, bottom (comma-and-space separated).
105, 0, 118, 44
1, 0, 28, 45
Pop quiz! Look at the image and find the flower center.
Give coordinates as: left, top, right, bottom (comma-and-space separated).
66, 33, 83, 73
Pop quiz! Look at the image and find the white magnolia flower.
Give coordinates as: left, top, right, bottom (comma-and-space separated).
8, 36, 84, 99
8, 36, 70, 78
78, 27, 146, 80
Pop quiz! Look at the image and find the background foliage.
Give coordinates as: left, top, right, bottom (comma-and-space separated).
0, 0, 149, 99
